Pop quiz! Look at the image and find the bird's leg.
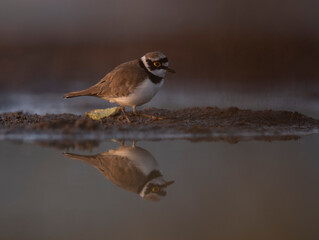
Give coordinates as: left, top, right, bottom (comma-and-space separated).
132, 140, 136, 148
133, 105, 138, 115
132, 106, 163, 120
120, 106, 131, 123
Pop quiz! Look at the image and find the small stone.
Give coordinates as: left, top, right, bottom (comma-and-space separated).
86, 107, 121, 120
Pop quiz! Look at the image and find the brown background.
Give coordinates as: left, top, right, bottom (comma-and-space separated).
0, 0, 318, 92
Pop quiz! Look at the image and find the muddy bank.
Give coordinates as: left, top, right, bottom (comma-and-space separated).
0, 107, 318, 142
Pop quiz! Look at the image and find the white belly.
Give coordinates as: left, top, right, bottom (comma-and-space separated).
109, 78, 164, 107
109, 146, 159, 176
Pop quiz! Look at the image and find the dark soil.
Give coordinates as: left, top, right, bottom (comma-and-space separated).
0, 107, 318, 142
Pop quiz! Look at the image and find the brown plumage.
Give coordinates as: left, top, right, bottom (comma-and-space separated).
64, 144, 174, 201
64, 149, 147, 194
64, 60, 148, 99
64, 51, 175, 122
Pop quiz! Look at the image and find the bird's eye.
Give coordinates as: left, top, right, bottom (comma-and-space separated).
152, 186, 160, 192
153, 62, 161, 67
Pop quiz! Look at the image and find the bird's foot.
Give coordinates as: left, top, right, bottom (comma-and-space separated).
122, 115, 131, 123
121, 107, 131, 123
132, 106, 163, 121
138, 113, 163, 120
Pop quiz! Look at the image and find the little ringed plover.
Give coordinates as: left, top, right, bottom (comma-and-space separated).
64, 51, 175, 122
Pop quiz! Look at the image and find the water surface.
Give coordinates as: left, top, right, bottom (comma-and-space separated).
1, 135, 319, 239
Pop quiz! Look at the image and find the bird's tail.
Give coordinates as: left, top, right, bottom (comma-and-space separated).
63, 86, 99, 99
63, 152, 98, 166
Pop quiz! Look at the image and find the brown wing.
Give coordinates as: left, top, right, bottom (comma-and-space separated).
96, 154, 147, 193
92, 59, 148, 98
64, 151, 147, 194
63, 59, 147, 99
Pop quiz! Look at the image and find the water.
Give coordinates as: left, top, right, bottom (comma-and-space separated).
1, 135, 319, 240
1, 87, 319, 239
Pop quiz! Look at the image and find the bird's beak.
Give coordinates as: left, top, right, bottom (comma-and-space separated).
162, 180, 175, 187
166, 67, 176, 73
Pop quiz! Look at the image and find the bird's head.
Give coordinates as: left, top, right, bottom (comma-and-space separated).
141, 51, 176, 78
140, 177, 175, 202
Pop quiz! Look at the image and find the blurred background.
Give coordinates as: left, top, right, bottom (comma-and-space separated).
0, 0, 319, 113
1, 3, 319, 239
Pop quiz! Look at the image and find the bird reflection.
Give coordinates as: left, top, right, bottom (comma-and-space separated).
64, 141, 174, 201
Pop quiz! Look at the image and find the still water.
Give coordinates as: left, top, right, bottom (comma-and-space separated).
1, 135, 319, 240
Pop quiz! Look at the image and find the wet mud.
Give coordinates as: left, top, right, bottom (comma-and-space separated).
0, 107, 318, 143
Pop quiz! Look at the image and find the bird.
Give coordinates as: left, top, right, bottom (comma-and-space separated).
63, 51, 175, 122
63, 141, 174, 201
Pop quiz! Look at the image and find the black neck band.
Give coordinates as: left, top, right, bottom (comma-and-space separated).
139, 59, 163, 84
